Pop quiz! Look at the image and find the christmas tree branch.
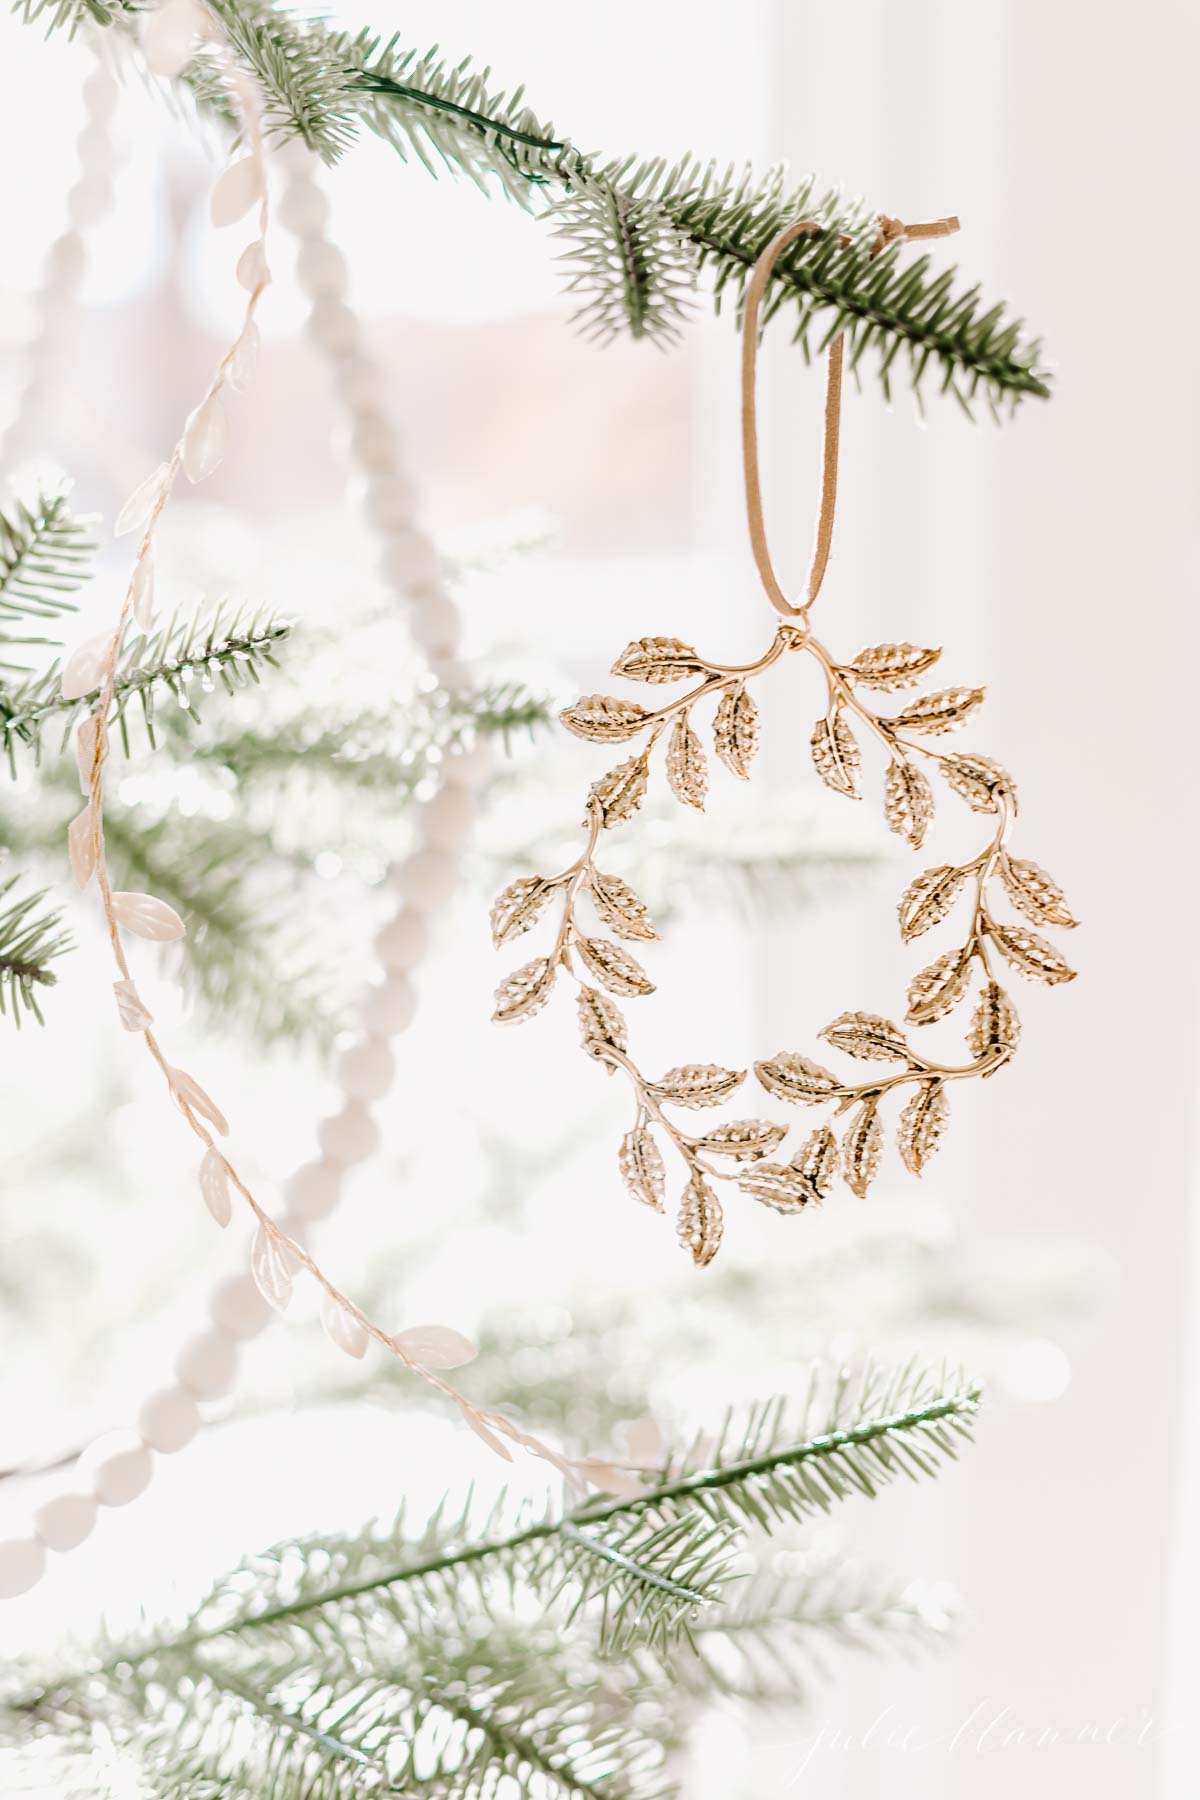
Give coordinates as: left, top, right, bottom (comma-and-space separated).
0, 873, 70, 1024
22, 4, 1051, 411
0, 484, 95, 674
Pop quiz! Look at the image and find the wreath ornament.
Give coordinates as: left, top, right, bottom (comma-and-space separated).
492, 215, 1077, 1267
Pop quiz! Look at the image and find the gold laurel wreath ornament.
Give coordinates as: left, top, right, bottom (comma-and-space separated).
491, 215, 1078, 1267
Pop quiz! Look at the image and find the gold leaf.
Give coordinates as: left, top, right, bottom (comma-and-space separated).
693, 1118, 787, 1161
588, 868, 658, 941
611, 635, 704, 684
897, 864, 968, 941
906, 946, 972, 1025
561, 693, 652, 743
754, 1051, 843, 1105
738, 1162, 816, 1213
842, 1101, 884, 1197
676, 1171, 724, 1266
649, 1064, 746, 1108
589, 754, 649, 828
940, 752, 1018, 814
846, 641, 942, 691
666, 712, 708, 810
492, 956, 557, 1024
1000, 855, 1078, 929
576, 935, 655, 997
819, 1010, 910, 1063
489, 875, 556, 947
884, 758, 934, 849
791, 1124, 839, 1199
989, 922, 1077, 986
898, 1080, 950, 1175
618, 1127, 666, 1211
577, 985, 628, 1056
810, 710, 862, 799
886, 686, 985, 736
713, 683, 761, 779
969, 981, 1022, 1061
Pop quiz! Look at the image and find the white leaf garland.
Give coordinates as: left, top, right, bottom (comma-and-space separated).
198, 1149, 232, 1228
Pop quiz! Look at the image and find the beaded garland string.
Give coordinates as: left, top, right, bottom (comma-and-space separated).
491, 215, 1078, 1267
0, 11, 616, 1605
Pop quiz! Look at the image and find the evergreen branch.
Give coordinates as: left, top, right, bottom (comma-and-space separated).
0, 872, 71, 1025
10, 0, 131, 38
27, 6, 1051, 408
0, 485, 95, 673
1, 602, 291, 776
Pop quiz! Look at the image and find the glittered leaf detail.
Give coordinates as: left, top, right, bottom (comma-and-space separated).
940, 752, 1018, 814
167, 1065, 229, 1136
492, 956, 557, 1024
67, 806, 96, 890
321, 1291, 368, 1360
886, 686, 985, 735
618, 1127, 666, 1210
198, 1148, 232, 1228
666, 713, 707, 810
1000, 856, 1078, 929
820, 1011, 910, 1064
738, 1161, 817, 1213
75, 716, 99, 796
649, 1064, 746, 1109
842, 1101, 884, 1197
846, 641, 942, 691
906, 947, 972, 1025
884, 758, 934, 849
111, 890, 186, 942
114, 462, 168, 538
989, 923, 1077, 985
810, 711, 862, 799
791, 1124, 839, 1199
693, 1118, 787, 1161
589, 754, 649, 828
611, 635, 703, 683
391, 1325, 478, 1370
898, 1081, 949, 1175
969, 981, 1022, 1061
576, 935, 654, 997
578, 984, 628, 1056
489, 875, 556, 947
755, 1051, 842, 1105
588, 868, 657, 941
676, 1172, 723, 1266
897, 864, 968, 942
113, 977, 153, 1034
713, 683, 760, 779
251, 1228, 294, 1314
561, 694, 652, 743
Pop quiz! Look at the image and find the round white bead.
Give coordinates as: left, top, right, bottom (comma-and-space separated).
138, 1385, 201, 1454
209, 1272, 272, 1341
307, 300, 359, 359
0, 1536, 45, 1598
174, 1328, 238, 1400
445, 742, 492, 790
283, 1159, 343, 1221
295, 239, 347, 298
335, 1036, 395, 1101
361, 974, 418, 1037
46, 231, 86, 286
421, 784, 475, 851
333, 355, 380, 413
278, 179, 329, 238
75, 123, 111, 167
363, 472, 417, 534
394, 849, 459, 908
379, 529, 439, 590
67, 175, 112, 228
82, 1433, 153, 1508
318, 1102, 381, 1168
350, 414, 398, 470
83, 67, 117, 114
32, 1491, 96, 1553
374, 908, 429, 972
411, 597, 463, 659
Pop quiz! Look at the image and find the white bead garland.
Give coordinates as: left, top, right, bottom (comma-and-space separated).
7, 140, 490, 1597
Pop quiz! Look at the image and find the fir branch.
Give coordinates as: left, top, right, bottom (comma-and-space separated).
0, 873, 70, 1025
25, 6, 1051, 408
1, 602, 291, 776
0, 484, 95, 674
10, 0, 131, 38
